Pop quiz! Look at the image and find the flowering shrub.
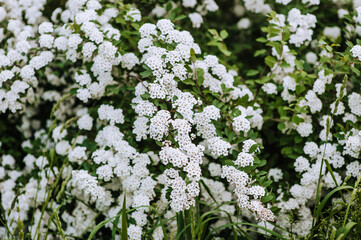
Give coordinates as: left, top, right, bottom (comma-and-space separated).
1, 0, 361, 239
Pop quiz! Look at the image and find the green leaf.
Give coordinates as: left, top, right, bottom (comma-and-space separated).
169, 11, 176, 20
196, 68, 205, 86
183, 79, 195, 86
166, 2, 172, 11
277, 122, 286, 131
296, 84, 306, 95
115, 16, 123, 24
142, 64, 151, 70
249, 144, 258, 154
140, 69, 152, 78
223, 159, 234, 166
256, 37, 267, 43
141, 92, 150, 100
265, 56, 277, 68
326, 45, 333, 52
228, 131, 235, 142
257, 171, 267, 176
266, 42, 282, 56
70, 88, 78, 95
130, 23, 139, 30
282, 27, 291, 41
220, 30, 229, 39
295, 135, 303, 143
258, 160, 267, 167
268, 27, 280, 38
259, 176, 266, 185
254, 49, 267, 57
190, 48, 196, 62
292, 115, 303, 125
207, 39, 219, 47
294, 59, 304, 69
218, 43, 231, 56
208, 29, 219, 37
263, 180, 272, 188
281, 146, 293, 155
277, 106, 287, 117
261, 194, 274, 204
174, 15, 187, 21
160, 102, 168, 110
279, 61, 290, 68
319, 39, 327, 45
346, 40, 353, 48
246, 69, 259, 77
351, 66, 360, 76
269, 11, 277, 18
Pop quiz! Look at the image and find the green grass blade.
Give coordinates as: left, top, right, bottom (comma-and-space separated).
315, 186, 353, 218
337, 222, 356, 240
176, 212, 186, 240
112, 208, 122, 239
195, 210, 222, 234
200, 180, 218, 204
176, 223, 191, 240
148, 206, 169, 240
88, 218, 113, 240
343, 176, 361, 227
240, 222, 287, 240
204, 223, 240, 240
121, 193, 128, 240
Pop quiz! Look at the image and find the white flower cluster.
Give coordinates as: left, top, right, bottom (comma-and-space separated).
302, 0, 320, 5
244, 0, 271, 14
129, 19, 273, 221
268, 10, 316, 48
71, 170, 107, 201
98, 104, 125, 125
92, 124, 157, 235
182, 0, 219, 13
221, 166, 274, 221
351, 45, 361, 59
188, 13, 204, 28
194, 105, 220, 139
287, 8, 317, 46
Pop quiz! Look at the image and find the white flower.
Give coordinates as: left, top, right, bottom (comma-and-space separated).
188, 13, 203, 28
262, 83, 277, 94
237, 18, 251, 29
38, 22, 53, 34
122, 53, 139, 70
126, 8, 141, 22
98, 105, 124, 125
78, 114, 93, 130
233, 115, 251, 133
